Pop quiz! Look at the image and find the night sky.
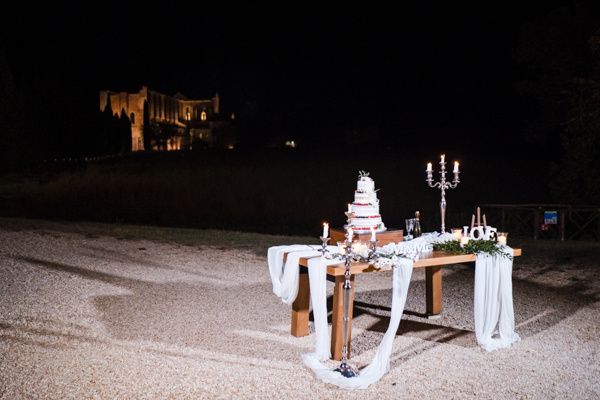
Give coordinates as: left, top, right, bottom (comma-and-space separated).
2, 2, 600, 156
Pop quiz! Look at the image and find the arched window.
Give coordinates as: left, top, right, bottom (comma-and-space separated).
201, 110, 207, 121
130, 113, 135, 124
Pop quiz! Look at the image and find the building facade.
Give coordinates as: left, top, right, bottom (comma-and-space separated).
99, 86, 225, 151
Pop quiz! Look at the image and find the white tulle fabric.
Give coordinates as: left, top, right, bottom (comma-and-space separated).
267, 245, 320, 305
268, 235, 519, 389
268, 244, 415, 389
301, 256, 413, 389
474, 246, 521, 351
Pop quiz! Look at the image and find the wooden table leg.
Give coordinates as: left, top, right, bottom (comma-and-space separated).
331, 275, 355, 361
291, 271, 310, 337
426, 265, 442, 318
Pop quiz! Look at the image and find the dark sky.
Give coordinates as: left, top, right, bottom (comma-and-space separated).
2, 2, 600, 154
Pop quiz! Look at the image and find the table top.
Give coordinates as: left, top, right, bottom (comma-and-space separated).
298, 248, 522, 277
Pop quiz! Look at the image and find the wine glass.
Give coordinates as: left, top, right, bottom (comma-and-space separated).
405, 218, 415, 240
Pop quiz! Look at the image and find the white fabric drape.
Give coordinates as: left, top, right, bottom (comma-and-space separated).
302, 257, 413, 389
268, 245, 414, 389
474, 246, 520, 351
267, 245, 321, 305
268, 237, 519, 389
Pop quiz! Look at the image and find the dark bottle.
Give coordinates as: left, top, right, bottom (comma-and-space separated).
413, 211, 422, 237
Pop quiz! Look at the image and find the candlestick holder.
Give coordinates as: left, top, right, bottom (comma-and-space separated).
318, 236, 330, 256
331, 227, 380, 379
368, 239, 378, 259
426, 156, 460, 233
334, 229, 358, 378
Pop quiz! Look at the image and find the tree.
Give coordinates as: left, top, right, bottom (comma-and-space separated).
551, 77, 600, 204
0, 45, 23, 170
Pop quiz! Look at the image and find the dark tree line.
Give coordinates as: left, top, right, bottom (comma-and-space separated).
0, 46, 26, 170
96, 100, 132, 156
513, 3, 600, 204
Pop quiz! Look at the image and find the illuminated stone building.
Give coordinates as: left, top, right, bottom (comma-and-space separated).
99, 86, 227, 151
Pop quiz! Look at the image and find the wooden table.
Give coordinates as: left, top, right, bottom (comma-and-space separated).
289, 249, 522, 360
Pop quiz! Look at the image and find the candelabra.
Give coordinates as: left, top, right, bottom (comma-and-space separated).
334, 227, 358, 378
426, 155, 460, 233
331, 210, 380, 379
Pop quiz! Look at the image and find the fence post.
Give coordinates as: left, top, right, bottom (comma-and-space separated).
533, 208, 540, 240
560, 207, 566, 241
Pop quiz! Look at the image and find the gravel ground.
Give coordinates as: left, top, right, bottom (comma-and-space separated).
0, 222, 599, 399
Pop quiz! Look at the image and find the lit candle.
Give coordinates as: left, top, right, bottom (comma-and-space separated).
497, 232, 508, 245
370, 226, 376, 241
441, 154, 445, 163
323, 222, 329, 238
453, 161, 459, 173
426, 162, 432, 172
477, 207, 481, 227
471, 214, 475, 229
483, 214, 487, 227
451, 228, 463, 241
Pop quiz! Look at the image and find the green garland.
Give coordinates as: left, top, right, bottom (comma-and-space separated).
432, 240, 512, 260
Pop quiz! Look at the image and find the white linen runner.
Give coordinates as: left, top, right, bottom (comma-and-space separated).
268, 244, 414, 389
301, 257, 413, 389
474, 246, 520, 351
267, 245, 321, 305
268, 236, 519, 389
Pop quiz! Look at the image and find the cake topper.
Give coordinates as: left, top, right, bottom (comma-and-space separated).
358, 170, 370, 179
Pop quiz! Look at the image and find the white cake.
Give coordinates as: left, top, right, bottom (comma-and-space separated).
347, 171, 386, 233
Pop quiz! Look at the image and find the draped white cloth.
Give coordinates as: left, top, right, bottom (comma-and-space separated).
474, 246, 521, 351
301, 256, 413, 389
268, 244, 415, 389
268, 235, 519, 389
267, 245, 321, 305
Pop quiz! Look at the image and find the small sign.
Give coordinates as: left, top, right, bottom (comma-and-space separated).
544, 211, 558, 225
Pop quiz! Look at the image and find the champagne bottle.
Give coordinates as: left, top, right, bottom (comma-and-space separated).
414, 211, 422, 237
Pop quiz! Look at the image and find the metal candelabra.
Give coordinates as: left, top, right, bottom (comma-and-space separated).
426, 155, 460, 233
331, 211, 380, 379
334, 227, 358, 378
334, 210, 358, 377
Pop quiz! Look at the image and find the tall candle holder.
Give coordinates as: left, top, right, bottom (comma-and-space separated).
331, 210, 382, 379
334, 228, 358, 378
426, 155, 460, 233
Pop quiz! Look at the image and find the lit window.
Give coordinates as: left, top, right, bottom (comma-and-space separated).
201, 111, 207, 121
186, 108, 190, 121
285, 140, 296, 148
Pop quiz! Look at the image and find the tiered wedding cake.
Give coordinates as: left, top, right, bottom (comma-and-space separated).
347, 171, 386, 233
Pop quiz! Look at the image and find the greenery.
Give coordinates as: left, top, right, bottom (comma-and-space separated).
433, 239, 513, 260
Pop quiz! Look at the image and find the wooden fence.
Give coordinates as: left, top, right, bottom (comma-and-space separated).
480, 204, 600, 241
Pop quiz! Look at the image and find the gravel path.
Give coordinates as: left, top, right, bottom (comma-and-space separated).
0, 225, 599, 399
